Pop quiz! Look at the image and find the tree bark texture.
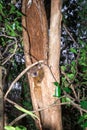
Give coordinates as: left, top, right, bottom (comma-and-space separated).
22, 0, 63, 130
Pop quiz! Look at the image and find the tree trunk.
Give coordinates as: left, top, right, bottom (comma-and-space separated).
22, 0, 63, 130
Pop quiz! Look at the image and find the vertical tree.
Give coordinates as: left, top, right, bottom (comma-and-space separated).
22, 0, 63, 129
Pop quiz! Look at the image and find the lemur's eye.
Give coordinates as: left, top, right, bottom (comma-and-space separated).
33, 72, 38, 76
31, 71, 38, 77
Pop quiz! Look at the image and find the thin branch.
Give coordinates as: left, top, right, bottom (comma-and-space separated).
63, 24, 77, 44
5, 96, 68, 125
0, 34, 18, 65
5, 94, 87, 126
9, 113, 27, 126
61, 50, 80, 101
61, 69, 78, 100
2, 42, 16, 56
0, 34, 16, 40
70, 100, 87, 113
2, 43, 17, 65
4, 60, 44, 99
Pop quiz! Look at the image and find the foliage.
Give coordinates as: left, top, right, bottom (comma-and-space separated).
78, 114, 87, 128
54, 47, 87, 127
0, 0, 23, 66
61, 1, 87, 129
0, 1, 22, 37
15, 104, 39, 120
4, 125, 27, 130
60, 38, 87, 129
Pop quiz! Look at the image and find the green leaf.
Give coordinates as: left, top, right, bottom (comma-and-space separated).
65, 97, 71, 102
0, 3, 4, 16
81, 62, 87, 67
70, 48, 77, 54
71, 61, 76, 66
16, 11, 23, 16
78, 39, 85, 45
14, 105, 39, 120
6, 24, 16, 36
61, 66, 66, 71
4, 126, 15, 130
78, 114, 87, 124
54, 82, 60, 87
61, 97, 71, 104
9, 5, 15, 14
62, 97, 66, 103
63, 87, 72, 94
15, 126, 27, 130
0, 16, 2, 21
67, 73, 74, 80
12, 23, 16, 30
4, 126, 27, 130
80, 101, 87, 109
81, 122, 87, 128
54, 86, 61, 97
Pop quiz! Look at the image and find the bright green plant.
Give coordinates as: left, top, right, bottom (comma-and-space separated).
54, 82, 61, 97
4, 125, 27, 130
